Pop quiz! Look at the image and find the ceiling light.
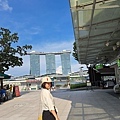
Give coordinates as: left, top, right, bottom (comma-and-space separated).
116, 41, 120, 47
105, 42, 109, 46
113, 46, 116, 51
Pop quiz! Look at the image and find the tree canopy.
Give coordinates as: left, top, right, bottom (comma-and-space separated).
72, 41, 79, 62
0, 27, 32, 73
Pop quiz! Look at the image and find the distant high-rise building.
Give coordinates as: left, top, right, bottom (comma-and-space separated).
46, 54, 56, 74
28, 50, 71, 75
30, 54, 40, 76
61, 52, 71, 75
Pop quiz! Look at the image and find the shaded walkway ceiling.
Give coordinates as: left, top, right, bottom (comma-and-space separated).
69, 0, 120, 65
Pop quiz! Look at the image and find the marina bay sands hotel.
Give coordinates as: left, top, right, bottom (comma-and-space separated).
27, 50, 71, 76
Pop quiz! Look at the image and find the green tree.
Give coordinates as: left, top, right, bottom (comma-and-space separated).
72, 41, 78, 61
0, 27, 32, 73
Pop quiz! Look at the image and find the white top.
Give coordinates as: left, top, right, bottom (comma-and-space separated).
41, 88, 55, 111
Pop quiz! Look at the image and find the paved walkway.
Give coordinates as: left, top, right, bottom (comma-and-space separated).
0, 90, 71, 120
66, 90, 120, 120
0, 89, 120, 120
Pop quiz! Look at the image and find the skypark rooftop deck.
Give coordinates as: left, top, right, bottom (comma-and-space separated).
27, 50, 71, 55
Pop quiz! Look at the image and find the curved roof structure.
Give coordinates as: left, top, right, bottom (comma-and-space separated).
69, 0, 120, 65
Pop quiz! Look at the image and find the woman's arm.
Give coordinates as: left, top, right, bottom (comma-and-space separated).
43, 90, 60, 120
51, 110, 60, 120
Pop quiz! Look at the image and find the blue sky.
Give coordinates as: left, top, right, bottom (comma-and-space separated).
0, 0, 86, 76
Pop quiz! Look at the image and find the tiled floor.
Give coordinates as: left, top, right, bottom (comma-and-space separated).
0, 89, 120, 120
0, 90, 71, 120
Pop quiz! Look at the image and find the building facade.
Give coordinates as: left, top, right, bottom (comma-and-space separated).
46, 54, 56, 74
61, 52, 71, 75
29, 51, 71, 76
30, 54, 40, 76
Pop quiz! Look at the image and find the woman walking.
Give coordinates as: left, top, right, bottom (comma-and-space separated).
41, 76, 60, 120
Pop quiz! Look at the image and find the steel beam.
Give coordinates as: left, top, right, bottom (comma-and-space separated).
80, 48, 102, 52
76, 2, 119, 11
88, 49, 114, 54
80, 56, 95, 60
79, 45, 113, 48
87, 38, 120, 41
85, 0, 97, 62
75, 5, 119, 11
79, 29, 120, 40
79, 25, 119, 30
79, 47, 103, 49
80, 41, 106, 46
71, 0, 116, 9
91, 26, 119, 30
76, 17, 120, 29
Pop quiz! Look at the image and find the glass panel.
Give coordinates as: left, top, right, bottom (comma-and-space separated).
30, 55, 40, 76
46, 54, 56, 74
61, 53, 71, 75
79, 30, 89, 37
78, 0, 92, 4
70, 0, 93, 7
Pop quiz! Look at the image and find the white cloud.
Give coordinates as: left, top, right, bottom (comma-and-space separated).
32, 40, 73, 53
0, 0, 12, 11
71, 64, 80, 73
71, 64, 87, 72
56, 66, 62, 74
24, 27, 42, 35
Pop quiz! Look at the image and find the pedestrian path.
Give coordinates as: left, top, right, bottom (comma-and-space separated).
65, 89, 120, 120
0, 90, 71, 120
0, 89, 120, 120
